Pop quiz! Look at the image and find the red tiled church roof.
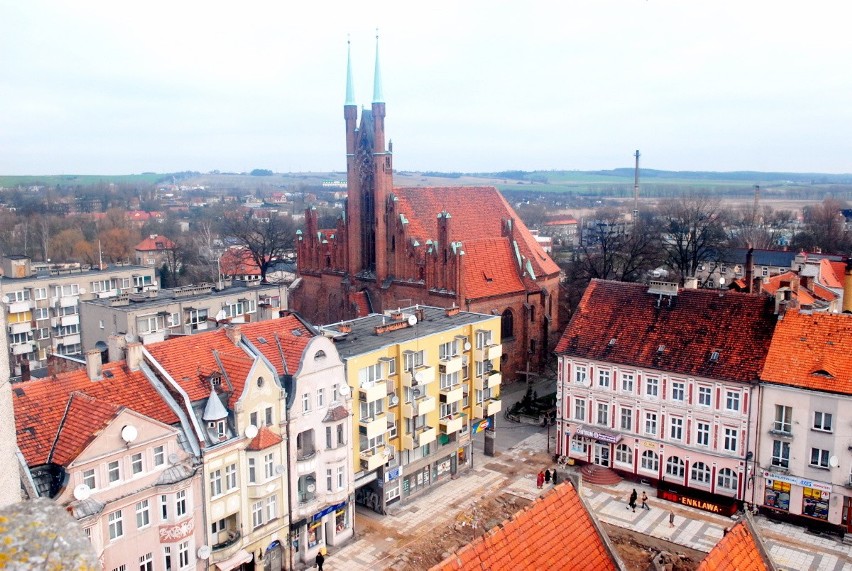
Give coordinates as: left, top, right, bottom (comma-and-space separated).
555, 280, 777, 383
431, 481, 620, 571
697, 518, 775, 571
461, 238, 525, 299
761, 310, 852, 396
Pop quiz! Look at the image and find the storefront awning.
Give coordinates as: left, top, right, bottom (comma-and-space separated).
574, 425, 622, 444
215, 549, 253, 571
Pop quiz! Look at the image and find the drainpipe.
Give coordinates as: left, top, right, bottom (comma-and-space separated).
284, 391, 294, 571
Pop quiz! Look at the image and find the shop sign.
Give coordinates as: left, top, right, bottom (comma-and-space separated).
761, 471, 832, 493
575, 426, 622, 444
472, 418, 491, 433
312, 502, 346, 522
659, 489, 731, 515
386, 466, 401, 482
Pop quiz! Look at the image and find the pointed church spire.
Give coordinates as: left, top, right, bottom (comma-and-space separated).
345, 36, 356, 106
372, 30, 384, 104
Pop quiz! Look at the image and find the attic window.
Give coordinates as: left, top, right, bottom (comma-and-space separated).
482, 271, 493, 283
292, 330, 303, 337
209, 374, 221, 387
257, 336, 267, 344
314, 350, 326, 360
103, 370, 114, 378
709, 351, 719, 362
811, 369, 834, 378
657, 345, 665, 353
608, 338, 617, 346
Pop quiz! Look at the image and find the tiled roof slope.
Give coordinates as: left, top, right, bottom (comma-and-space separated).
822, 259, 843, 289
761, 311, 852, 395
13, 362, 178, 467
431, 481, 621, 571
555, 280, 778, 383
697, 517, 776, 571
393, 186, 560, 279
237, 315, 315, 376
50, 393, 123, 466
220, 246, 261, 276
461, 238, 525, 299
246, 426, 283, 451
135, 234, 176, 251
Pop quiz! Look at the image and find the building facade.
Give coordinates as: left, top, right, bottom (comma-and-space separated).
555, 280, 777, 514
134, 234, 177, 267
321, 305, 502, 514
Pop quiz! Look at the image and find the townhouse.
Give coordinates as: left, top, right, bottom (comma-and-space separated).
321, 306, 502, 515
555, 280, 777, 515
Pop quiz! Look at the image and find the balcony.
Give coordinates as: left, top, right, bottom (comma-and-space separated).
59, 295, 79, 308
403, 395, 436, 418
52, 333, 80, 347
247, 479, 280, 499
296, 446, 316, 462
60, 314, 80, 327
11, 342, 33, 355
358, 413, 387, 441
212, 529, 241, 552
8, 300, 33, 314
359, 446, 389, 472
474, 398, 502, 419
476, 343, 502, 362
438, 355, 463, 375
440, 412, 466, 435
9, 322, 32, 335
359, 381, 388, 403
439, 385, 464, 405
402, 365, 435, 388
474, 371, 502, 391
402, 425, 437, 450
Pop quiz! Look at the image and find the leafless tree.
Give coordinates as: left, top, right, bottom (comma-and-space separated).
725, 204, 795, 250
658, 195, 727, 285
223, 209, 296, 283
794, 198, 850, 254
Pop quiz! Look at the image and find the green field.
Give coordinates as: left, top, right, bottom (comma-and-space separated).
0, 173, 167, 187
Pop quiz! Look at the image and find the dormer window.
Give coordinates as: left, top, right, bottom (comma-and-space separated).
208, 374, 221, 387
709, 351, 719, 362
608, 338, 616, 346
314, 350, 326, 360
657, 345, 665, 354
208, 420, 227, 440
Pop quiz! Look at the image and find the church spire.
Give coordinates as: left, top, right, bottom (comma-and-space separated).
345, 37, 356, 106
372, 30, 384, 104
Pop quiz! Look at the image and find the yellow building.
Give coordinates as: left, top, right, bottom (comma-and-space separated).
322, 306, 502, 514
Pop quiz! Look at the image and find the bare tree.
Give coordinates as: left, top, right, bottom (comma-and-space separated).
576, 210, 660, 282
223, 210, 296, 283
794, 198, 849, 254
725, 204, 795, 250
658, 195, 727, 285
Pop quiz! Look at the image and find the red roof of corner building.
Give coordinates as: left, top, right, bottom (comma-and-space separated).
430, 481, 620, 571
761, 311, 852, 396
697, 518, 775, 571
555, 280, 778, 383
220, 247, 261, 276
13, 363, 179, 467
135, 234, 176, 252
236, 315, 315, 376
49, 392, 123, 466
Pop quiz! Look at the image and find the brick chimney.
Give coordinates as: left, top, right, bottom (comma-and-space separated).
126, 342, 143, 371
225, 325, 242, 346
745, 246, 754, 294
85, 349, 102, 381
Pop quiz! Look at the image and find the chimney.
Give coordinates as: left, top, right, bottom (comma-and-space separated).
126, 342, 143, 371
225, 325, 242, 346
85, 349, 102, 380
683, 276, 698, 290
107, 334, 127, 363
843, 259, 852, 313
745, 246, 754, 294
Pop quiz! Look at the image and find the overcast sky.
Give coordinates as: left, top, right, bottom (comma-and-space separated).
2, 1, 851, 176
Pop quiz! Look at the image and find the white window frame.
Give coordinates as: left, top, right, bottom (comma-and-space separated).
813, 411, 832, 432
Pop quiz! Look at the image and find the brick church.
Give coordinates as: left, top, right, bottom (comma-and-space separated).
291, 41, 562, 381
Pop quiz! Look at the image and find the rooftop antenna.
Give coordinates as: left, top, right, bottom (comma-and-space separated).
632, 150, 640, 223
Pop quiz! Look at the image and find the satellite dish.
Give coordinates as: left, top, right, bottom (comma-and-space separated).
338, 384, 351, 397
79, 288, 87, 294
306, 483, 316, 493
275, 464, 286, 475
245, 424, 259, 439
197, 545, 212, 560
168, 452, 180, 464
464, 342, 472, 351
120, 424, 138, 443
389, 395, 399, 406
73, 484, 91, 501
382, 447, 391, 457
1, 295, 9, 304
124, 332, 135, 343
829, 455, 839, 468
407, 314, 417, 326
581, 378, 591, 388
414, 371, 423, 383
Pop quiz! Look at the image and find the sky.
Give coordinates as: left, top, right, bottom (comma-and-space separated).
2, 1, 851, 176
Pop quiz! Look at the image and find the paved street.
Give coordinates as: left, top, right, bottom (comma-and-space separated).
314, 380, 852, 570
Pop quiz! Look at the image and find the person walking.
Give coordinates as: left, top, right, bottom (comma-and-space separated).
316, 550, 325, 570
552, 469, 558, 485
536, 470, 545, 489
544, 469, 551, 484
628, 489, 638, 512
641, 491, 649, 510
669, 510, 676, 528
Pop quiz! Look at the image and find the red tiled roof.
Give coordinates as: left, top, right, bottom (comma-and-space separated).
134, 234, 176, 252
50, 393, 123, 466
246, 425, 283, 451
761, 310, 852, 395
555, 280, 777, 383
352, 291, 371, 318
13, 362, 178, 467
821, 259, 843, 289
544, 218, 578, 226
220, 247, 261, 276
237, 316, 315, 377
812, 282, 837, 302
697, 519, 774, 571
762, 272, 816, 305
461, 238, 525, 299
431, 481, 619, 571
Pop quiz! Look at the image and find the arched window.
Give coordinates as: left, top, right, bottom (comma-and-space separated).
640, 450, 658, 472
614, 443, 632, 465
501, 309, 514, 340
691, 462, 711, 485
717, 468, 737, 492
314, 350, 326, 360
665, 456, 685, 479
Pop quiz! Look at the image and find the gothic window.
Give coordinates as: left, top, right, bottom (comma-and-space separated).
501, 309, 514, 340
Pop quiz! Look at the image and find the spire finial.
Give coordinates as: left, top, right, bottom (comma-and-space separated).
372, 29, 384, 104
345, 35, 356, 106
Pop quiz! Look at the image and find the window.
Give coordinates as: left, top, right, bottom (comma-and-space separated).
34, 307, 49, 320
574, 398, 586, 421
772, 440, 790, 468
717, 468, 737, 492
153, 446, 165, 466
317, 389, 325, 408
640, 450, 658, 472
265, 406, 273, 426
440, 371, 460, 390
645, 377, 659, 398
596, 402, 609, 426
34, 287, 47, 300
252, 500, 264, 529
439, 340, 459, 360
644, 412, 657, 436
250, 411, 258, 427
597, 369, 610, 388
136, 500, 150, 529
696, 422, 710, 447
774, 405, 793, 433
264, 453, 274, 479
725, 391, 740, 412
131, 453, 143, 475
266, 495, 277, 521
500, 309, 514, 339
813, 411, 832, 432
187, 308, 208, 327
691, 462, 711, 485
113, 566, 126, 571
360, 399, 384, 421
570, 435, 589, 454
620, 372, 634, 393
108, 460, 120, 483
83, 469, 96, 489
615, 443, 632, 464
302, 393, 310, 413
359, 363, 382, 384
248, 458, 257, 484
723, 427, 738, 452
665, 456, 685, 478
669, 417, 683, 441
178, 541, 189, 569
160, 495, 168, 521
175, 490, 186, 517
326, 426, 333, 449
337, 465, 345, 490
337, 423, 345, 447
386, 357, 397, 376
671, 381, 685, 402
163, 546, 171, 571
225, 463, 237, 490
108, 510, 124, 540
574, 365, 587, 385
326, 468, 333, 492
139, 553, 153, 571
810, 448, 830, 469
403, 349, 426, 372
210, 470, 222, 496
620, 407, 633, 431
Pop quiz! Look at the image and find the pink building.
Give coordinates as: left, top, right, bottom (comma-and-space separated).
555, 280, 777, 514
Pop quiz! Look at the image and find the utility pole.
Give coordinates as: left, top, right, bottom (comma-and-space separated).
633, 150, 640, 223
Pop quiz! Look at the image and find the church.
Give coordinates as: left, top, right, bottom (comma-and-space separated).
291, 40, 562, 382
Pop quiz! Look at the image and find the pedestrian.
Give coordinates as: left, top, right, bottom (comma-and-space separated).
641, 491, 649, 510
536, 470, 545, 489
628, 489, 637, 512
316, 550, 325, 570
669, 510, 675, 528
544, 469, 551, 484
552, 469, 558, 485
